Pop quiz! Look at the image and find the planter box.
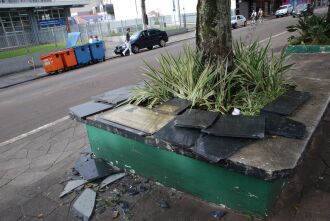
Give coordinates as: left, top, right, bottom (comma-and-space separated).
70, 85, 330, 218
86, 124, 285, 217
286, 45, 330, 53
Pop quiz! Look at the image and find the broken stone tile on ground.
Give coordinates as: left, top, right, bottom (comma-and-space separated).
202, 115, 265, 139
174, 109, 219, 129
100, 173, 126, 189
72, 188, 96, 221
74, 158, 116, 181
59, 179, 88, 198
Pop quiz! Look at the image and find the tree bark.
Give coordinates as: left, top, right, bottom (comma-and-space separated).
196, 0, 233, 67
327, 4, 330, 25
141, 0, 148, 30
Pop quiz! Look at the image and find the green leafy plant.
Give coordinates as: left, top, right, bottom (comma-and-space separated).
130, 41, 293, 115
287, 15, 330, 45
232, 40, 293, 115
129, 47, 233, 112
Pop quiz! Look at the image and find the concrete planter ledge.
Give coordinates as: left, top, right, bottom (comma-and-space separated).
75, 92, 329, 181
69, 53, 330, 217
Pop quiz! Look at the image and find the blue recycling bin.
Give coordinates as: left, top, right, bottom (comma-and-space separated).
73, 44, 92, 65
89, 41, 105, 62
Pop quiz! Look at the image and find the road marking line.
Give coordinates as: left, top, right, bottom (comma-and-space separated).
258, 31, 288, 44
0, 31, 290, 147
0, 116, 70, 147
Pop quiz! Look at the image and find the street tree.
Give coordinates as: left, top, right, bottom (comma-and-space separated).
196, 0, 233, 67
327, 4, 330, 26
141, 0, 148, 29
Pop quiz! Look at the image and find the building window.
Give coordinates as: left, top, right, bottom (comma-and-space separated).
0, 10, 31, 34
35, 8, 66, 29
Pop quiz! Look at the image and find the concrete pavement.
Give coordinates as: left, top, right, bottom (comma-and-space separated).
0, 53, 330, 220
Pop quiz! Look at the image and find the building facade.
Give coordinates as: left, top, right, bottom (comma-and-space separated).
0, 0, 88, 49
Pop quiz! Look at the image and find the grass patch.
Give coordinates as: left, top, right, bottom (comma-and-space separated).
0, 42, 66, 60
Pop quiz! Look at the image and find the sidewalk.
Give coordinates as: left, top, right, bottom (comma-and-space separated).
0, 53, 329, 221
0, 31, 195, 90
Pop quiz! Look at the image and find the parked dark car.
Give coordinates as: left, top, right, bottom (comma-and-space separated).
114, 29, 168, 56
292, 3, 314, 17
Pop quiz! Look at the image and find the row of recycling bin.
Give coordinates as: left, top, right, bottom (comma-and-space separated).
40, 41, 105, 74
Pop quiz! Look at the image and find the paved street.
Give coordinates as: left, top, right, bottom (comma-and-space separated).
0, 14, 300, 143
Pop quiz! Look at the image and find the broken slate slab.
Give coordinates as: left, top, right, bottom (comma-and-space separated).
193, 135, 254, 163
100, 173, 126, 189
154, 120, 201, 148
174, 109, 219, 129
72, 188, 96, 221
202, 115, 265, 139
262, 90, 311, 116
69, 102, 113, 120
92, 83, 144, 105
60, 179, 88, 198
154, 98, 192, 115
74, 158, 115, 181
262, 112, 306, 139
101, 104, 174, 134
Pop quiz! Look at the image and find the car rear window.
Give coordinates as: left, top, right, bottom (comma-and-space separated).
148, 29, 160, 35
279, 6, 287, 9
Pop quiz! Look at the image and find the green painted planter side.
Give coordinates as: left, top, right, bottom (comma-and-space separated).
286, 45, 330, 53
86, 125, 286, 217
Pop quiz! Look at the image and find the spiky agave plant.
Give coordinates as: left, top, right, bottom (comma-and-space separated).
129, 46, 234, 112
233, 40, 293, 115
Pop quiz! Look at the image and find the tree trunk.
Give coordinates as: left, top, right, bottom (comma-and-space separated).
327, 4, 330, 25
141, 0, 148, 30
196, 0, 233, 67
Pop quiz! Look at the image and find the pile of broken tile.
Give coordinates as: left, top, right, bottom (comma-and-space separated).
61, 146, 228, 220
59, 147, 130, 220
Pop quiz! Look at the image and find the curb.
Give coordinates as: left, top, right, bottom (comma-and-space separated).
285, 45, 330, 54
0, 74, 48, 90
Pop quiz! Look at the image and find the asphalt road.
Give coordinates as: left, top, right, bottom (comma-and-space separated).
0, 15, 300, 142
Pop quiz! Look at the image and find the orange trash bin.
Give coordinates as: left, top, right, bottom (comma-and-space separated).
58, 48, 77, 69
40, 52, 64, 74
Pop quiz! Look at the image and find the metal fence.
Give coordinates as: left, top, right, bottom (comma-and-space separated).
0, 13, 196, 60
70, 14, 193, 43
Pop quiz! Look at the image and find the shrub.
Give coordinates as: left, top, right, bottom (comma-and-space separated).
287, 15, 330, 45
233, 40, 293, 114
129, 41, 293, 115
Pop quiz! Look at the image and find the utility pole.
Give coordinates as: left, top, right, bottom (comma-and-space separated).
182, 0, 186, 28
141, 0, 147, 30
134, 0, 139, 30
177, 0, 181, 27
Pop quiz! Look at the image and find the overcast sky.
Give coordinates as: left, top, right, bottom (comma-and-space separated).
111, 0, 198, 20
